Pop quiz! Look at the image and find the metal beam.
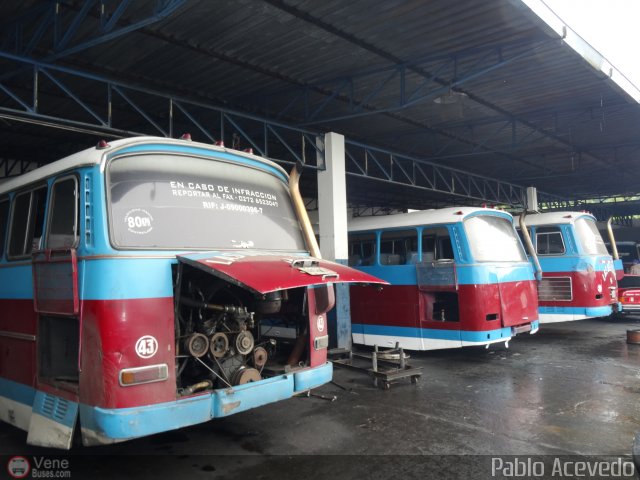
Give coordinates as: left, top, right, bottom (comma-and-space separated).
0, 0, 186, 62
0, 51, 563, 207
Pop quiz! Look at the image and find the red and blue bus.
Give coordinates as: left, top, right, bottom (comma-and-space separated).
521, 211, 621, 323
347, 207, 539, 350
0, 136, 383, 448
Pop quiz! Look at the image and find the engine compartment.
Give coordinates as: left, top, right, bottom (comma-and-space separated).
173, 264, 311, 395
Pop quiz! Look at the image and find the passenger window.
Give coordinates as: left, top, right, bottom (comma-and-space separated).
380, 229, 416, 265
422, 227, 454, 261
47, 177, 78, 249
8, 186, 48, 258
536, 226, 565, 255
348, 233, 376, 266
0, 199, 9, 257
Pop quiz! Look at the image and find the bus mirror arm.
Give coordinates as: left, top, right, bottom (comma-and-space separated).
606, 217, 619, 260
289, 161, 322, 259
519, 211, 542, 282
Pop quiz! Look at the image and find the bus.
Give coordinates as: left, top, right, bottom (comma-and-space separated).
0, 136, 384, 449
347, 207, 540, 351
521, 211, 621, 323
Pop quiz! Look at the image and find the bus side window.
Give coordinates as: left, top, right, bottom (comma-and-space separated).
380, 229, 416, 265
349, 233, 376, 266
536, 226, 565, 255
8, 186, 48, 258
46, 177, 79, 249
422, 227, 453, 261
438, 236, 454, 259
0, 199, 9, 258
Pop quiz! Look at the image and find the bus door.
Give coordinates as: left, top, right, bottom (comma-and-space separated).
30, 176, 80, 449
416, 229, 461, 348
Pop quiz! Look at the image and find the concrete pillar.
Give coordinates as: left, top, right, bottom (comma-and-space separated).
317, 132, 351, 350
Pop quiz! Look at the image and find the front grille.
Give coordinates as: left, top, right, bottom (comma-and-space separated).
539, 277, 572, 301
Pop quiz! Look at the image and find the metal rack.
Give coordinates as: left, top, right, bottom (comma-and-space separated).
331, 343, 422, 389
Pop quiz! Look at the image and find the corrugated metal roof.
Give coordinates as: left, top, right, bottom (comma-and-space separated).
1, 0, 639, 215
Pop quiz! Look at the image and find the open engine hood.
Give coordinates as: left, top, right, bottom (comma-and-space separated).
177, 252, 387, 295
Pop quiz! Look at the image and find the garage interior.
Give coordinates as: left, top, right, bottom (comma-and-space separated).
1, 0, 639, 477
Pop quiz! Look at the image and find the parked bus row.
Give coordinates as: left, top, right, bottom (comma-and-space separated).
0, 136, 623, 449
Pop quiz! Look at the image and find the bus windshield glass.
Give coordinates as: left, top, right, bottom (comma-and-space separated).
463, 215, 527, 262
107, 154, 306, 251
574, 217, 608, 255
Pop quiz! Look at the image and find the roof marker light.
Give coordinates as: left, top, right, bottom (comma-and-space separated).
180, 133, 192, 141
563, 214, 573, 218
243, 148, 253, 154
96, 139, 110, 150
454, 210, 464, 215
214, 140, 224, 147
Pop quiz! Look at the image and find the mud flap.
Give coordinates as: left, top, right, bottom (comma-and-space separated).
26, 391, 78, 449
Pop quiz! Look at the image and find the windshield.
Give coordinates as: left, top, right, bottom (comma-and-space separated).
463, 215, 527, 262
574, 217, 608, 256
107, 154, 306, 251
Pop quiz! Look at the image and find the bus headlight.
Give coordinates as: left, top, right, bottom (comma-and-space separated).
119, 364, 169, 387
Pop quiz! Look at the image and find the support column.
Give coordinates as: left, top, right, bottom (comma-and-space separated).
317, 132, 351, 350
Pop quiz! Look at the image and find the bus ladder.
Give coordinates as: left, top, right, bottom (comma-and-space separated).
330, 343, 422, 390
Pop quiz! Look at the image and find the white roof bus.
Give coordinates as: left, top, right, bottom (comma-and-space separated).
348, 207, 539, 351
521, 211, 621, 323
0, 136, 383, 449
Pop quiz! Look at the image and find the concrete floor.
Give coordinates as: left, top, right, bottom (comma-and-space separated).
2, 317, 639, 478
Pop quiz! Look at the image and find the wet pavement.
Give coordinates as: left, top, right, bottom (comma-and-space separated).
1, 317, 639, 478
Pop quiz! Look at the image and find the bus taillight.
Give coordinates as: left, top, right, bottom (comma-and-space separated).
119, 364, 169, 387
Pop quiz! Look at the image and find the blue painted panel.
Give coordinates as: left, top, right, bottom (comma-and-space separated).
293, 362, 333, 392
79, 395, 212, 440
32, 391, 78, 428
535, 254, 614, 274
78, 372, 303, 440
353, 323, 513, 342
80, 258, 175, 300
0, 378, 37, 406
355, 263, 533, 286
0, 266, 33, 299
539, 305, 613, 316
212, 374, 294, 418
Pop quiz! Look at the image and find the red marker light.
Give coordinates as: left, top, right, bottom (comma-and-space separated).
243, 148, 253, 154
214, 140, 224, 147
454, 210, 464, 215
96, 139, 110, 150
180, 133, 192, 141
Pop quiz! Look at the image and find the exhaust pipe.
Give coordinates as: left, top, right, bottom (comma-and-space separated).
519, 211, 542, 281
289, 162, 322, 259
606, 217, 619, 260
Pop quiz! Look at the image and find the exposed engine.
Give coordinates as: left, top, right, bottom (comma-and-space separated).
173, 265, 308, 395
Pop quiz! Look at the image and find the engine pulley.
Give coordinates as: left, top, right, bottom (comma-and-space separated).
183, 333, 210, 358
210, 332, 230, 358
235, 331, 255, 355
253, 346, 268, 368
231, 366, 261, 385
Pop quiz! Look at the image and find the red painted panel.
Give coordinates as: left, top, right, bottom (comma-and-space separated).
178, 253, 386, 295
306, 287, 329, 367
498, 280, 539, 327
351, 280, 538, 332
79, 298, 176, 409
538, 270, 617, 308
0, 299, 37, 387
350, 285, 421, 329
